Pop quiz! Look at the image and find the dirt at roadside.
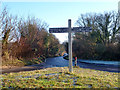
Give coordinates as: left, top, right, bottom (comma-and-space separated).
0, 62, 53, 74
0, 66, 21, 70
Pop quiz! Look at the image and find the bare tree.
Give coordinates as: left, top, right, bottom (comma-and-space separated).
110, 11, 120, 43
0, 7, 18, 60
76, 11, 120, 45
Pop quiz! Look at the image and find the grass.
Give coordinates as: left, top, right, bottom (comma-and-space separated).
2, 56, 46, 67
21, 56, 45, 66
0, 67, 119, 88
2, 58, 25, 67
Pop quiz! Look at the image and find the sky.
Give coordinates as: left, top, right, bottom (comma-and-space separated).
1, 0, 120, 43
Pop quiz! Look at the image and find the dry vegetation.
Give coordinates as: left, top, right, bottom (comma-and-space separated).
0, 7, 65, 67
1, 67, 119, 88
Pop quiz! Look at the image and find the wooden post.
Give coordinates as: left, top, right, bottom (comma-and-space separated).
68, 19, 73, 73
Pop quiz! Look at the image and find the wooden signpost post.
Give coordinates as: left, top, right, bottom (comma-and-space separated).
49, 19, 92, 73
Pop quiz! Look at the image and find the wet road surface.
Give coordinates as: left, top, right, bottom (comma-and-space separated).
45, 57, 120, 72
1, 56, 120, 74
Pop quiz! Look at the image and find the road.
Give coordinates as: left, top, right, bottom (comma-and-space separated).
1, 56, 120, 74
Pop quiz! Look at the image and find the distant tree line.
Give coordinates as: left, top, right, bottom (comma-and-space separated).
0, 7, 63, 63
1, 7, 120, 63
64, 11, 120, 61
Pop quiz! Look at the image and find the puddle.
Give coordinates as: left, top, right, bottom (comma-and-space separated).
62, 79, 69, 83
45, 73, 58, 76
15, 73, 60, 79
73, 83, 80, 87
15, 74, 42, 79
45, 73, 56, 76
24, 74, 42, 79
73, 80, 77, 85
86, 84, 92, 88
106, 84, 110, 88
32, 74, 42, 78
65, 74, 71, 76
67, 76, 80, 87
15, 75, 23, 78
73, 78, 78, 86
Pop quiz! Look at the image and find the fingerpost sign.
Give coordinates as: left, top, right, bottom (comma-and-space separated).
49, 19, 92, 73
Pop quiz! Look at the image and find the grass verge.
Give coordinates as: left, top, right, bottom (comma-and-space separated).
2, 56, 46, 68
0, 67, 119, 88
21, 56, 46, 66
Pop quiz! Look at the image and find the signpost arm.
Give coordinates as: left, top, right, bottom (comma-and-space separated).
68, 19, 73, 73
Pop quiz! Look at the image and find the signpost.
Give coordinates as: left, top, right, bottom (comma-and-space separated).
49, 19, 92, 73
72, 27, 92, 32
49, 28, 68, 33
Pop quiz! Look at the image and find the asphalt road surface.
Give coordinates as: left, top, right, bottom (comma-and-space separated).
1, 56, 120, 74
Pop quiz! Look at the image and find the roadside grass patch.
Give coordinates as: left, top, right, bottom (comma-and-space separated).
22, 56, 45, 66
2, 56, 46, 68
1, 67, 119, 88
2, 58, 24, 67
